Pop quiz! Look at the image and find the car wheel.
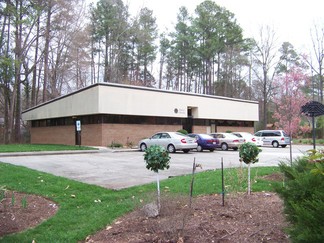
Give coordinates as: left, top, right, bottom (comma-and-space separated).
272, 141, 279, 148
281, 145, 287, 148
209, 149, 214, 152
197, 145, 203, 152
167, 144, 176, 153
183, 149, 190, 153
140, 143, 147, 152
221, 143, 228, 151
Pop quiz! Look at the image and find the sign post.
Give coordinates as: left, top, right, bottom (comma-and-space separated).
75, 120, 81, 146
301, 101, 324, 150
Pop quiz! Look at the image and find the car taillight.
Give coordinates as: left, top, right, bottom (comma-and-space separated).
233, 139, 239, 142
207, 139, 213, 143
181, 138, 187, 143
252, 138, 256, 142
281, 137, 285, 141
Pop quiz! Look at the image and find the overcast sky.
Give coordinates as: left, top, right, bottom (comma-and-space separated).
124, 0, 324, 52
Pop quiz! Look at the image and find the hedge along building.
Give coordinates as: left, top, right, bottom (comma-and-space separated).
22, 83, 259, 146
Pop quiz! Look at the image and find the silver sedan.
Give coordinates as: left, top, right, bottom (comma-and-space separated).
139, 132, 197, 153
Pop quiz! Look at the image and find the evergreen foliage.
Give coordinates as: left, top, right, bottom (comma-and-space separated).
275, 155, 324, 242
177, 129, 188, 135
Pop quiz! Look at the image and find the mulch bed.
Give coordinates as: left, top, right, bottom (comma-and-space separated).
84, 192, 290, 243
0, 191, 58, 237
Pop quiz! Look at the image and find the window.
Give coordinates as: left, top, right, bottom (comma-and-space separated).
152, 133, 161, 139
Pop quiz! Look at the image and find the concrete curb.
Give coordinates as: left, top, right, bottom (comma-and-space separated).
0, 147, 140, 157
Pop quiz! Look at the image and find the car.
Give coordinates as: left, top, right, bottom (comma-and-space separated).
209, 132, 245, 151
138, 132, 197, 153
254, 130, 290, 148
187, 133, 219, 152
232, 132, 263, 147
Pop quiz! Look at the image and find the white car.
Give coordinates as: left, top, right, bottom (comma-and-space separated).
209, 132, 245, 151
232, 132, 263, 147
254, 130, 290, 148
139, 132, 197, 153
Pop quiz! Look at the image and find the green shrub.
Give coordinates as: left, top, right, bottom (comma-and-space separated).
144, 145, 170, 173
177, 129, 188, 135
275, 155, 324, 242
239, 142, 261, 164
239, 142, 261, 194
109, 142, 123, 148
144, 145, 171, 212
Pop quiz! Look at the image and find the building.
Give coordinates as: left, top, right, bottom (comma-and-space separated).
22, 83, 259, 146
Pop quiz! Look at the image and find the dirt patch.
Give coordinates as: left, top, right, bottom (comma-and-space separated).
0, 190, 58, 237
261, 173, 284, 182
84, 192, 290, 243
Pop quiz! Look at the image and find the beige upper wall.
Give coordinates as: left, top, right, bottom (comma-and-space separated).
22, 86, 100, 120
22, 83, 259, 121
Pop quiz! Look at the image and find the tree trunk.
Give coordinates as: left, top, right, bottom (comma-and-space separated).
43, 1, 52, 102
156, 172, 161, 211
31, 14, 40, 107
158, 55, 164, 89
248, 163, 251, 195
12, 0, 23, 143
263, 67, 268, 129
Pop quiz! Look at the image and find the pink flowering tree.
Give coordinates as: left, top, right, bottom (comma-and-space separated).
272, 67, 311, 137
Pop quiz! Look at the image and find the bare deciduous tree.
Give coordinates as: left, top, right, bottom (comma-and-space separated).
252, 25, 279, 129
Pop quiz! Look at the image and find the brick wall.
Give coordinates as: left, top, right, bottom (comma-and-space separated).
31, 126, 75, 145
217, 126, 255, 134
81, 124, 103, 146
30, 124, 255, 146
30, 124, 182, 147
101, 124, 182, 147
192, 126, 209, 134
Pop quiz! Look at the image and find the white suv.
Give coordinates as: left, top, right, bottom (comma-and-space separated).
254, 130, 290, 148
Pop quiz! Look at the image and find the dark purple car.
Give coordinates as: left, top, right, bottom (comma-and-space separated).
188, 133, 219, 152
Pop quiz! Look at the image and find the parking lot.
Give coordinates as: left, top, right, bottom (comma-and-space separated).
0, 145, 313, 189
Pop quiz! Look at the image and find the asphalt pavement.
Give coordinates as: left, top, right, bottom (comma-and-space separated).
0, 145, 314, 190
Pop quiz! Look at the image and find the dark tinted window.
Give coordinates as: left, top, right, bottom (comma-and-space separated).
161, 133, 171, 139
262, 131, 281, 137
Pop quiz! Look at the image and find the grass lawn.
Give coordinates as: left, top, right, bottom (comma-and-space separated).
292, 138, 324, 145
0, 144, 97, 153
0, 161, 282, 243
